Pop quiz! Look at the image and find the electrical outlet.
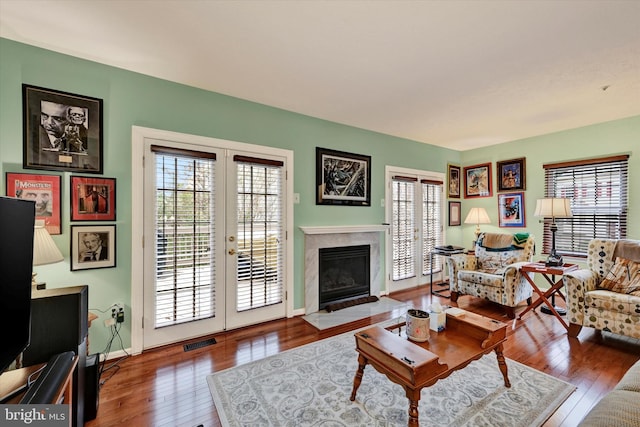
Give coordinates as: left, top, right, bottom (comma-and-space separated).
104, 317, 116, 327
116, 308, 125, 323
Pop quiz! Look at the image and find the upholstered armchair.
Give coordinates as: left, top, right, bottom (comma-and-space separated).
564, 239, 640, 339
446, 232, 535, 319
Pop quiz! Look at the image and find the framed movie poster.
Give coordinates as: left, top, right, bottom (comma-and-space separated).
449, 201, 461, 226
498, 192, 526, 227
6, 172, 62, 235
447, 164, 461, 199
23, 84, 103, 174
316, 147, 371, 206
70, 176, 116, 221
497, 157, 526, 192
70, 224, 116, 271
463, 162, 492, 198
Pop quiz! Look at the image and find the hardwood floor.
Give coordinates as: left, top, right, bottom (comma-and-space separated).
87, 285, 640, 427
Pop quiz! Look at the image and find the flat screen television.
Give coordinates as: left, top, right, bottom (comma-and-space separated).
0, 196, 36, 374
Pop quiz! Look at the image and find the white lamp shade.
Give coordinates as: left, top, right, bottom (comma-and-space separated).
464, 207, 491, 225
534, 198, 572, 218
33, 220, 64, 266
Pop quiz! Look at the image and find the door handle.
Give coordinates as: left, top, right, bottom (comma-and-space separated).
228, 248, 236, 255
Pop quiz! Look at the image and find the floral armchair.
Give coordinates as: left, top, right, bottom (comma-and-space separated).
564, 239, 640, 339
446, 232, 535, 319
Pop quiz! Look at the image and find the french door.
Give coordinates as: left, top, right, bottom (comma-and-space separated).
386, 166, 444, 292
141, 138, 288, 349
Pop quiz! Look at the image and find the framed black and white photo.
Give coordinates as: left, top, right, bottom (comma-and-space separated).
316, 147, 371, 206
71, 224, 116, 271
23, 84, 103, 174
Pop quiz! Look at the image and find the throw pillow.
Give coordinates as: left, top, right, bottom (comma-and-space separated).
598, 257, 640, 296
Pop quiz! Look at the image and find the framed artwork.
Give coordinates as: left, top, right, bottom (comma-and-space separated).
498, 192, 526, 227
448, 201, 461, 226
497, 157, 526, 192
316, 147, 371, 206
23, 84, 103, 174
463, 162, 492, 198
70, 176, 116, 221
5, 172, 62, 235
447, 164, 461, 199
70, 224, 116, 271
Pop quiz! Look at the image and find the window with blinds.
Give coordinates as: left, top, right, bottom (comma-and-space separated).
235, 156, 284, 312
392, 177, 416, 281
152, 146, 216, 328
422, 179, 443, 275
542, 155, 628, 257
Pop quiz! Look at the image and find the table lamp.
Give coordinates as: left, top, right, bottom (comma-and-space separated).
464, 207, 491, 245
534, 198, 572, 267
32, 219, 64, 288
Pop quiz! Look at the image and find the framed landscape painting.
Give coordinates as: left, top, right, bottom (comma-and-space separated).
316, 147, 371, 206
463, 162, 492, 198
6, 172, 62, 235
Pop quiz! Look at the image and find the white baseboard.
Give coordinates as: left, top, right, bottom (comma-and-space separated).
99, 348, 134, 361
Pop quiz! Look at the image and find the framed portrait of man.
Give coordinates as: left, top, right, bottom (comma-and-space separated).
70, 224, 116, 271
6, 172, 62, 234
23, 84, 103, 174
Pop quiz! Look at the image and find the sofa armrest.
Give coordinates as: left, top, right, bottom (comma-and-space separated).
501, 261, 534, 306
564, 269, 600, 326
446, 254, 477, 290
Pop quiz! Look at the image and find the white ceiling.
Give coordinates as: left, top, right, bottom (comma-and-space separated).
1, 0, 639, 151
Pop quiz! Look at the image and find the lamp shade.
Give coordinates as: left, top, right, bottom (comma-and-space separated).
534, 198, 572, 219
33, 220, 64, 266
464, 207, 491, 225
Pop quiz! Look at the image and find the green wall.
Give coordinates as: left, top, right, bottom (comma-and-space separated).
1, 38, 637, 353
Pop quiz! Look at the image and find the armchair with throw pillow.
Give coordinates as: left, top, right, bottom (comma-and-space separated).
446, 232, 535, 319
564, 239, 640, 339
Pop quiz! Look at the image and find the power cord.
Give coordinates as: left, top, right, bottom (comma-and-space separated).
98, 319, 130, 388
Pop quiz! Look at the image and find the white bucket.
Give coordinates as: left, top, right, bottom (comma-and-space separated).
406, 309, 430, 342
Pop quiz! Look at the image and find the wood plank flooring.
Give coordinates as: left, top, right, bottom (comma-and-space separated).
86, 285, 640, 427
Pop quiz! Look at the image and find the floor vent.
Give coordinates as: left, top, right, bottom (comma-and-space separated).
184, 338, 217, 352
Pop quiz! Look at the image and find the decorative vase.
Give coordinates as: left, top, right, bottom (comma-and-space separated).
406, 309, 430, 342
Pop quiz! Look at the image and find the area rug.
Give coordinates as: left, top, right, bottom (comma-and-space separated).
301, 297, 407, 330
207, 327, 576, 426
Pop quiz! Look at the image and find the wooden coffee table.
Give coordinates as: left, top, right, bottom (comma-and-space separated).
350, 310, 510, 427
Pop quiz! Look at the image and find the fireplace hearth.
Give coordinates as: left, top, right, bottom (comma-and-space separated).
318, 244, 370, 310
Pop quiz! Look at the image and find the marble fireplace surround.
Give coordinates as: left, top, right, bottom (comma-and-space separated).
300, 225, 388, 314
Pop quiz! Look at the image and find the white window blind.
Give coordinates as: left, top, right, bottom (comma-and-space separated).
422, 179, 443, 275
392, 177, 416, 281
543, 155, 628, 257
152, 146, 216, 328
235, 156, 284, 312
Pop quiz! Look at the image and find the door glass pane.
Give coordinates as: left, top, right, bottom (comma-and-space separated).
422, 182, 443, 275
155, 153, 215, 328
392, 179, 415, 281
236, 161, 284, 311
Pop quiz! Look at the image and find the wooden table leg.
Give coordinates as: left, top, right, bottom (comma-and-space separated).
405, 388, 421, 427
494, 344, 511, 388
350, 354, 367, 401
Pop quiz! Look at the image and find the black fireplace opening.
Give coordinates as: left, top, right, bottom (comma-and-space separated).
319, 244, 370, 310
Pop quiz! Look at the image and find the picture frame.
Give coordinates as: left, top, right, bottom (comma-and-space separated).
447, 164, 461, 199
70, 224, 116, 271
316, 147, 371, 206
497, 157, 526, 192
448, 201, 461, 226
5, 172, 62, 235
70, 176, 116, 221
23, 84, 103, 174
498, 192, 526, 227
463, 162, 493, 198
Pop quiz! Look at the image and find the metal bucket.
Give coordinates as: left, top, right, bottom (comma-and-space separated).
406, 309, 430, 342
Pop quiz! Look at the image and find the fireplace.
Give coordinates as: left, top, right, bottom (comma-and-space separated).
318, 245, 370, 309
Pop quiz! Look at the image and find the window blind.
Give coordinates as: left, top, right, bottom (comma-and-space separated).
392, 177, 416, 281
235, 157, 284, 312
421, 179, 443, 275
542, 155, 628, 257
154, 149, 216, 328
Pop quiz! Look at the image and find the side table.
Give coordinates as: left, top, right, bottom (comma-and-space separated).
518, 263, 578, 329
429, 247, 465, 298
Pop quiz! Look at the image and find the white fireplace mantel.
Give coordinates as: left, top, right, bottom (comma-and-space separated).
299, 224, 388, 235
